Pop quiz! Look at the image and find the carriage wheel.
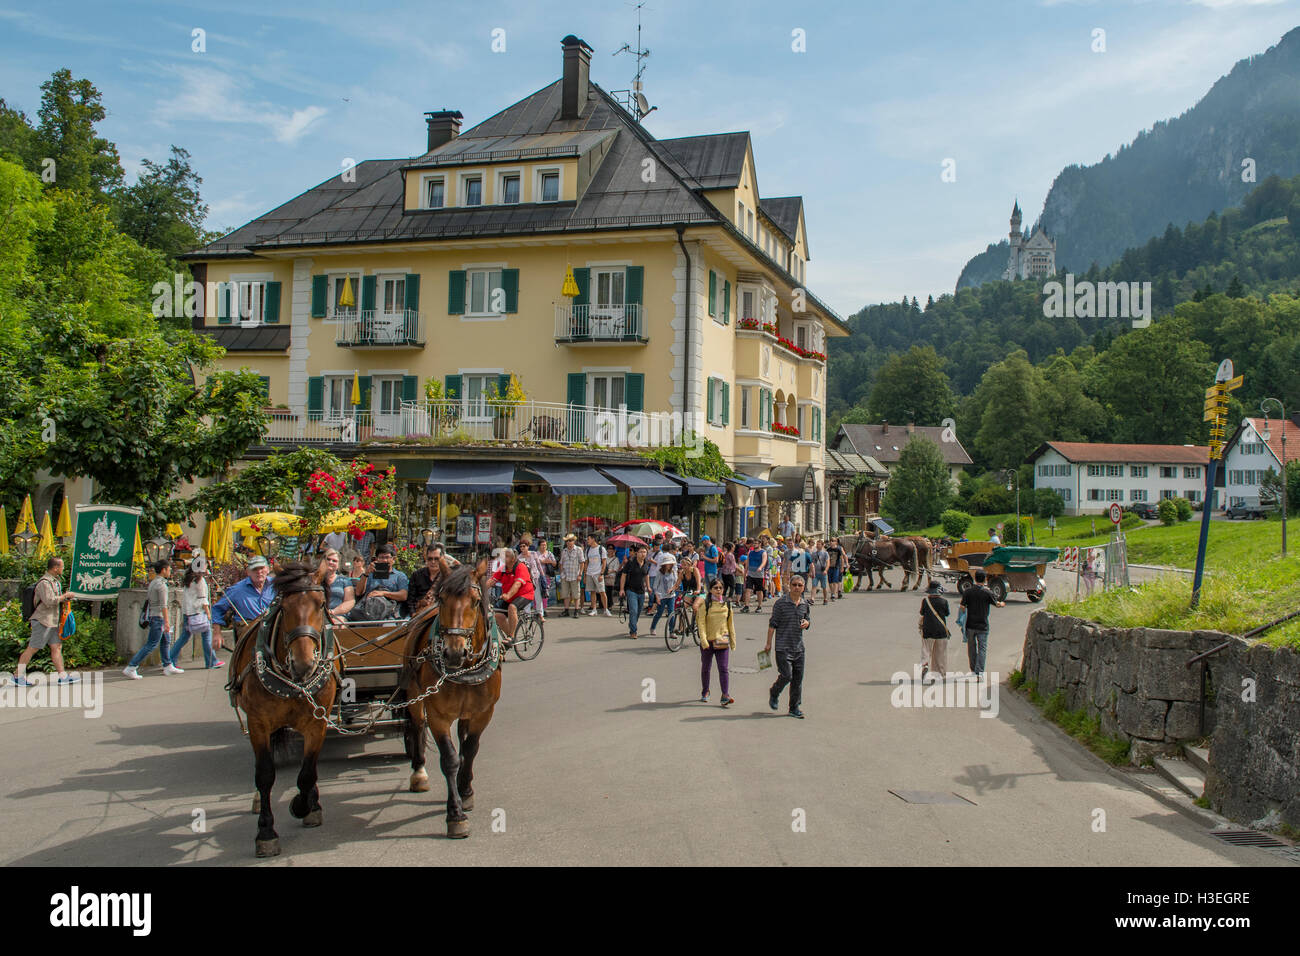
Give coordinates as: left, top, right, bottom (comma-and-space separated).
513, 614, 545, 661
991, 578, 1009, 603
957, 575, 973, 596
1025, 586, 1045, 603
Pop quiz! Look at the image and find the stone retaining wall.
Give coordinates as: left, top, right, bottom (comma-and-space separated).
1021, 610, 1300, 828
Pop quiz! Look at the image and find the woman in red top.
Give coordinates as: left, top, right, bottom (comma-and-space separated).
492, 548, 535, 647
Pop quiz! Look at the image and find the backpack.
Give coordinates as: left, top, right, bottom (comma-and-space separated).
21, 583, 38, 623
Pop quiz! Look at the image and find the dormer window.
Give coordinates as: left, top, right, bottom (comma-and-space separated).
537, 168, 560, 203
424, 177, 445, 209
499, 173, 520, 205
463, 176, 483, 206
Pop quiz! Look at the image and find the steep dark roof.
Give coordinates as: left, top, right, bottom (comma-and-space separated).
199, 326, 290, 351
835, 424, 973, 466
760, 196, 802, 246
655, 132, 750, 189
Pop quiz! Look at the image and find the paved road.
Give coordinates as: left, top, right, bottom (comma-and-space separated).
0, 574, 1286, 867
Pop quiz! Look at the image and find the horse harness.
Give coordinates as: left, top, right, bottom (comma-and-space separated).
406, 581, 501, 689
227, 581, 337, 705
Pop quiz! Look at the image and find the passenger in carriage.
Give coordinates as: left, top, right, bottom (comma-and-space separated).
316, 548, 356, 625
406, 544, 448, 615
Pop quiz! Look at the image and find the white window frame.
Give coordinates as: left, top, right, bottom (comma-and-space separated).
376, 273, 407, 318
230, 272, 272, 326
459, 368, 504, 421
534, 166, 563, 204
591, 266, 627, 321
463, 265, 507, 320
740, 386, 751, 429
1130, 465, 1148, 478
421, 174, 446, 210
496, 167, 523, 205
588, 372, 627, 412
320, 372, 357, 422
708, 377, 726, 428
459, 171, 484, 207
1159, 466, 1176, 479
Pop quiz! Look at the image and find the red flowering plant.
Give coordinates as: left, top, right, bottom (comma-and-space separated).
300, 459, 400, 545
771, 422, 800, 437
736, 318, 826, 362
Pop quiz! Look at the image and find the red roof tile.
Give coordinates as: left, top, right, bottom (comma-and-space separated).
1041, 442, 1209, 465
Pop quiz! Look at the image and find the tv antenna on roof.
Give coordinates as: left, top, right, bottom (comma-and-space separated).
612, 1, 657, 122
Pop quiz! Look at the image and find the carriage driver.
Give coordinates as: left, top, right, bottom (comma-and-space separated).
491, 548, 535, 651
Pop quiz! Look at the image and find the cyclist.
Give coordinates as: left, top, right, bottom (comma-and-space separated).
491, 548, 534, 650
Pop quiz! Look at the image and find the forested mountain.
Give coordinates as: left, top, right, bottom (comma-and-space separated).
958, 26, 1300, 285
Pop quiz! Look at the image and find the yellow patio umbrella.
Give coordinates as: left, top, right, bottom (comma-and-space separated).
36, 510, 55, 558
230, 511, 302, 536
56, 498, 73, 538
16, 494, 35, 535
316, 508, 388, 534
350, 371, 361, 406
0, 506, 8, 556
212, 511, 233, 564
133, 526, 146, 579
338, 276, 355, 308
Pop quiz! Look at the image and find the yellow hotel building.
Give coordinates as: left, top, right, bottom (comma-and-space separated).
183, 35, 853, 546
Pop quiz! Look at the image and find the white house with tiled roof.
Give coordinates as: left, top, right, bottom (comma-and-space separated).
832, 421, 973, 491
1220, 415, 1300, 510
1027, 441, 1210, 515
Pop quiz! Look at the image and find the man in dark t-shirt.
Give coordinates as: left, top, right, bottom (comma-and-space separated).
918, 581, 950, 680
959, 569, 1004, 677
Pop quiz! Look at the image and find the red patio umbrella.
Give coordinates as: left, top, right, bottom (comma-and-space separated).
605, 533, 648, 548
612, 519, 687, 540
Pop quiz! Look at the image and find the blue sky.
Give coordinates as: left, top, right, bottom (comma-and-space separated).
1, 0, 1297, 315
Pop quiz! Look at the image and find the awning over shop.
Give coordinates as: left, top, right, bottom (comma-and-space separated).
522, 463, 617, 495
597, 467, 682, 496
767, 465, 818, 502
425, 461, 516, 494
724, 473, 781, 490
664, 473, 726, 496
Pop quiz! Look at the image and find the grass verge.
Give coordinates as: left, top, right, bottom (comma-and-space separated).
1009, 669, 1132, 766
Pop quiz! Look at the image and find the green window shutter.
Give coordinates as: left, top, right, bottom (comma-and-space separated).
307, 377, 324, 414
263, 281, 281, 324
404, 274, 420, 312
625, 266, 644, 305
501, 269, 519, 313
708, 270, 716, 316
356, 376, 371, 410
814, 407, 822, 441
259, 376, 270, 401
401, 375, 418, 402
217, 285, 231, 324
722, 280, 731, 324
447, 270, 466, 314
573, 268, 590, 306
722, 382, 730, 426
444, 375, 462, 400
311, 275, 328, 318
625, 373, 644, 413
361, 276, 377, 312
706, 378, 715, 423
497, 373, 511, 397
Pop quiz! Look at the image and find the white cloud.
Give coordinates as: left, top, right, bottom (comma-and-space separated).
151, 66, 327, 145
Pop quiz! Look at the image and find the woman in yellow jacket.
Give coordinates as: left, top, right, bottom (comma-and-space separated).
698, 577, 737, 706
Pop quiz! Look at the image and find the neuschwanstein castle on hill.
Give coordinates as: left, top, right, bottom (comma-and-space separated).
1003, 200, 1057, 280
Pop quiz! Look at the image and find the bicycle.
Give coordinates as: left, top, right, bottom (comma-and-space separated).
511, 607, 545, 661
665, 595, 700, 652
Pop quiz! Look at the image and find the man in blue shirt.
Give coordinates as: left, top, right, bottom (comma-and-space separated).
700, 535, 719, 580
211, 556, 276, 648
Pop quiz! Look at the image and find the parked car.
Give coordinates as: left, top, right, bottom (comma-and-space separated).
1128, 502, 1159, 520
1224, 497, 1274, 520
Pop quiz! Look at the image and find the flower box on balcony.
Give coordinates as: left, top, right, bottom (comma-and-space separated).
771, 423, 800, 438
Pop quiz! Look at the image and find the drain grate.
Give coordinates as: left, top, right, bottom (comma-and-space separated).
889, 789, 977, 806
1209, 829, 1287, 848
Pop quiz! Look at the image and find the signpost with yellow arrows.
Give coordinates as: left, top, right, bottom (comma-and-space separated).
1192, 360, 1242, 608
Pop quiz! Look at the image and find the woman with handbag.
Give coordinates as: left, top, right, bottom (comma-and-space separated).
698, 577, 736, 706
173, 563, 222, 669
918, 580, 950, 681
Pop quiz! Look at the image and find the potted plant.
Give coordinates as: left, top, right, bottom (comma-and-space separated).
485, 374, 526, 439
424, 378, 459, 435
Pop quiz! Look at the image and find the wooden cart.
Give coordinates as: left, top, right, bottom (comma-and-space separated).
933, 543, 1058, 603
326, 613, 434, 734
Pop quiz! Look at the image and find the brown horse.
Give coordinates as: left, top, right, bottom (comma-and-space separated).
400, 558, 502, 839
226, 562, 338, 857
903, 536, 935, 588
848, 531, 919, 590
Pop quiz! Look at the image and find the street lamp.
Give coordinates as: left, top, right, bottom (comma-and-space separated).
1260, 398, 1288, 556
420, 527, 436, 549
256, 530, 281, 559
1003, 469, 1021, 543
144, 535, 172, 566
11, 528, 37, 557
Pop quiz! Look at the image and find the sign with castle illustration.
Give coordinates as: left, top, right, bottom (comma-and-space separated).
68, 505, 142, 600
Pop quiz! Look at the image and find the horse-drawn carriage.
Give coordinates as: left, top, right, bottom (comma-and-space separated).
931, 542, 1058, 603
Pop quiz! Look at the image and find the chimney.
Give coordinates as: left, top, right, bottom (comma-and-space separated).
425, 110, 462, 152
561, 35, 593, 120
881, 420, 889, 434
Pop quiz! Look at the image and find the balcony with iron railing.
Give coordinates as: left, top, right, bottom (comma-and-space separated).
554, 303, 647, 344
334, 309, 425, 348
259, 400, 685, 450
